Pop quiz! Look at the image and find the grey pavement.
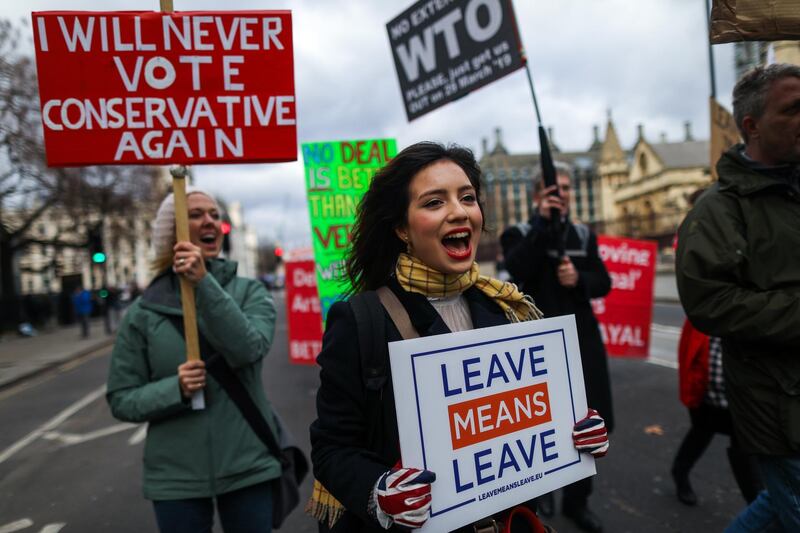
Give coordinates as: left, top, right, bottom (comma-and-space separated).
0, 318, 115, 390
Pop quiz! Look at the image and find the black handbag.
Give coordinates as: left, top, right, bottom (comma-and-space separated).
205, 353, 309, 529
168, 316, 309, 529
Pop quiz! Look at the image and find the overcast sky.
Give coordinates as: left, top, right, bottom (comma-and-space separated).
4, 0, 737, 249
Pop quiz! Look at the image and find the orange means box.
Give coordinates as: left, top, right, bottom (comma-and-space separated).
448, 383, 552, 450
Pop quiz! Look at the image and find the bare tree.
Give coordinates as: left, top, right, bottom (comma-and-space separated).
0, 20, 163, 327
0, 20, 64, 319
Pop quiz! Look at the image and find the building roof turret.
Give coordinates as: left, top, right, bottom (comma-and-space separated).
600, 111, 625, 163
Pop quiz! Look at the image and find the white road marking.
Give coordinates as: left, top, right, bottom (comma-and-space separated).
39, 524, 66, 533
128, 424, 147, 445
646, 357, 679, 370
41, 423, 137, 446
0, 385, 105, 465
0, 519, 33, 533
651, 323, 681, 335
645, 323, 680, 369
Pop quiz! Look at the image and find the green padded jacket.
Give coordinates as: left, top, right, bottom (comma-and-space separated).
107, 259, 281, 500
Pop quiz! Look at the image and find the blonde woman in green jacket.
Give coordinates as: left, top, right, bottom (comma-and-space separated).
107, 188, 279, 533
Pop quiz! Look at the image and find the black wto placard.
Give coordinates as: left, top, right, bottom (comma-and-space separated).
387, 0, 525, 121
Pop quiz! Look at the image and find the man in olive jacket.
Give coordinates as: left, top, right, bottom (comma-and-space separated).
676, 63, 800, 531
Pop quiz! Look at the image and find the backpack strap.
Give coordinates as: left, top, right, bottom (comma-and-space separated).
350, 287, 421, 392
349, 291, 388, 392
349, 287, 420, 450
349, 290, 389, 450
376, 286, 419, 340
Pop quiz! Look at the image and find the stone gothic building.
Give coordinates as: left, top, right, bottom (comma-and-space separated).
478, 117, 712, 262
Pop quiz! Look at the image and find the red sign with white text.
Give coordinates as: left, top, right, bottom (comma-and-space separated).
592, 236, 657, 357
32, 11, 296, 166
285, 261, 323, 366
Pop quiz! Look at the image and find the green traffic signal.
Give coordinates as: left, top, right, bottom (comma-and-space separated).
92, 252, 106, 263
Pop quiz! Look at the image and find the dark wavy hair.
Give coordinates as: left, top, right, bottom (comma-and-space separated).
345, 141, 484, 294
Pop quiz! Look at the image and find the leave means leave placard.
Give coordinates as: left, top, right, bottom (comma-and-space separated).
390, 315, 595, 532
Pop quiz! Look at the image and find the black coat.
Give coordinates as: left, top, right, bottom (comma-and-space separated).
309, 279, 509, 533
501, 216, 614, 431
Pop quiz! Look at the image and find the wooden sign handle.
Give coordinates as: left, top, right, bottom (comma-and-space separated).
171, 170, 201, 362
162, 2, 202, 411
159, 0, 199, 365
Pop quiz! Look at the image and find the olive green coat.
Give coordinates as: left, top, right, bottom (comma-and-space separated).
107, 259, 281, 500
677, 146, 800, 455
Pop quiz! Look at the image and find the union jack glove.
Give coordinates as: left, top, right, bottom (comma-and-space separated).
573, 408, 609, 458
374, 467, 436, 529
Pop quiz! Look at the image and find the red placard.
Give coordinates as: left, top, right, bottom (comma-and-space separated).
31, 11, 296, 166
284, 260, 323, 366
592, 236, 657, 357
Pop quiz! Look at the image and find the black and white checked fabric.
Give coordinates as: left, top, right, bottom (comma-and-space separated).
705, 336, 728, 408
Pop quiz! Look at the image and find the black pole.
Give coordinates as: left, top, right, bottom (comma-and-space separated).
523, 61, 564, 256
524, 62, 544, 126
705, 0, 717, 98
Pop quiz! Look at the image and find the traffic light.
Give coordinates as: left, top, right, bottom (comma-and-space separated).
221, 220, 232, 254
274, 247, 283, 263
88, 226, 106, 264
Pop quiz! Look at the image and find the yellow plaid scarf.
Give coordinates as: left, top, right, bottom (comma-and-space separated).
395, 253, 543, 323
305, 479, 344, 529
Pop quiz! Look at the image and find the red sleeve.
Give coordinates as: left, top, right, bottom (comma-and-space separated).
678, 319, 710, 408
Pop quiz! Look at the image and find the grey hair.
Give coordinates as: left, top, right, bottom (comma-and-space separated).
533, 160, 573, 191
733, 63, 800, 142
